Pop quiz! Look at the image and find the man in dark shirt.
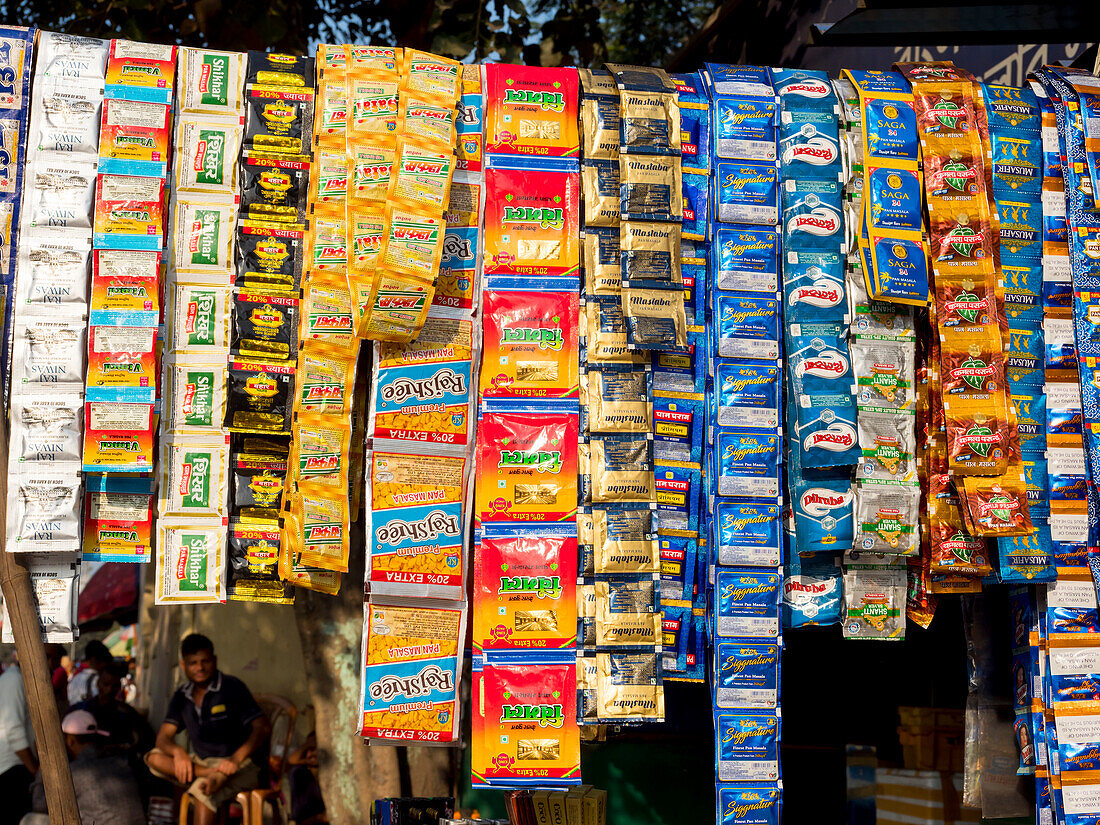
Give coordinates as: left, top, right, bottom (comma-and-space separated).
143, 634, 270, 825
71, 661, 154, 754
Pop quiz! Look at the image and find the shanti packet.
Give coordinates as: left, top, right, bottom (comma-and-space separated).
715, 642, 779, 709
716, 500, 781, 567
155, 518, 226, 604
367, 448, 468, 596
842, 568, 904, 640
594, 576, 661, 648
480, 279, 579, 398
224, 359, 295, 434
474, 526, 578, 652
82, 401, 155, 473
158, 436, 230, 518
714, 225, 779, 293
89, 249, 159, 326
715, 568, 780, 639
481, 659, 580, 786
715, 711, 780, 782
484, 160, 580, 278
359, 597, 464, 744
97, 98, 171, 176
177, 48, 245, 117
476, 411, 579, 524
226, 520, 293, 605
9, 392, 83, 469
484, 64, 580, 157
853, 481, 920, 554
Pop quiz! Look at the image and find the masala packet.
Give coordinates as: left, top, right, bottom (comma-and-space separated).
286, 482, 350, 573
485, 65, 580, 157
158, 436, 230, 518
155, 518, 227, 604
359, 597, 465, 744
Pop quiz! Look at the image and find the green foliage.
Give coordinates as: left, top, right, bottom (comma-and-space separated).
4, 0, 716, 67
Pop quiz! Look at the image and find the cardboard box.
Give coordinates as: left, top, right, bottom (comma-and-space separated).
876, 769, 981, 825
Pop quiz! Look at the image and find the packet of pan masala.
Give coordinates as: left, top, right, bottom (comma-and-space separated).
11, 316, 87, 388
348, 74, 398, 141
285, 482, 349, 572
580, 69, 620, 159
93, 174, 165, 248
236, 220, 306, 292
85, 325, 158, 398
359, 598, 465, 744
481, 660, 580, 785
162, 357, 226, 434
594, 576, 662, 647
7, 471, 82, 551
230, 291, 299, 361
596, 651, 664, 722
621, 287, 688, 351
155, 518, 226, 605
961, 473, 1033, 537
484, 65, 580, 157
307, 210, 348, 273
379, 205, 444, 281
591, 504, 659, 575
296, 344, 356, 417
359, 271, 434, 342
172, 199, 236, 277
82, 477, 154, 562
474, 528, 578, 652
9, 392, 84, 469
481, 283, 579, 398
89, 249, 159, 325
17, 237, 93, 315
290, 412, 351, 491
159, 436, 230, 518
398, 94, 457, 151
399, 50, 460, 106
167, 283, 230, 355
589, 433, 656, 504
240, 151, 310, 224
301, 273, 357, 348
387, 139, 455, 212
82, 401, 155, 472
243, 84, 313, 156
177, 48, 245, 117
370, 318, 475, 448
98, 98, 171, 175
23, 157, 97, 231
367, 449, 469, 595
310, 148, 349, 207
224, 359, 295, 434
476, 411, 579, 524
104, 40, 175, 101
226, 520, 293, 605
484, 163, 580, 278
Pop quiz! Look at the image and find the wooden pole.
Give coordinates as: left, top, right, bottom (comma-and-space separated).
0, 415, 81, 823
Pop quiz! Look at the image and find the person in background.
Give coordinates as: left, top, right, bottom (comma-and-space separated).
44, 645, 67, 715
143, 634, 270, 825
20, 710, 145, 825
71, 661, 154, 755
287, 731, 327, 825
67, 640, 112, 706
0, 655, 37, 825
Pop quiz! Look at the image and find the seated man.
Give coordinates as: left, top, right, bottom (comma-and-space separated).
71, 661, 154, 754
144, 634, 270, 825
21, 710, 145, 825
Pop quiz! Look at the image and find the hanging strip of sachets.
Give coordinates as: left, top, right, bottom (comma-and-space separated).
1, 27, 90, 641
471, 63, 583, 787
701, 63, 784, 825
157, 46, 246, 602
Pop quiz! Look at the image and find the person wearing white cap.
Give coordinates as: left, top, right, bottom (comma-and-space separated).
20, 710, 145, 825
